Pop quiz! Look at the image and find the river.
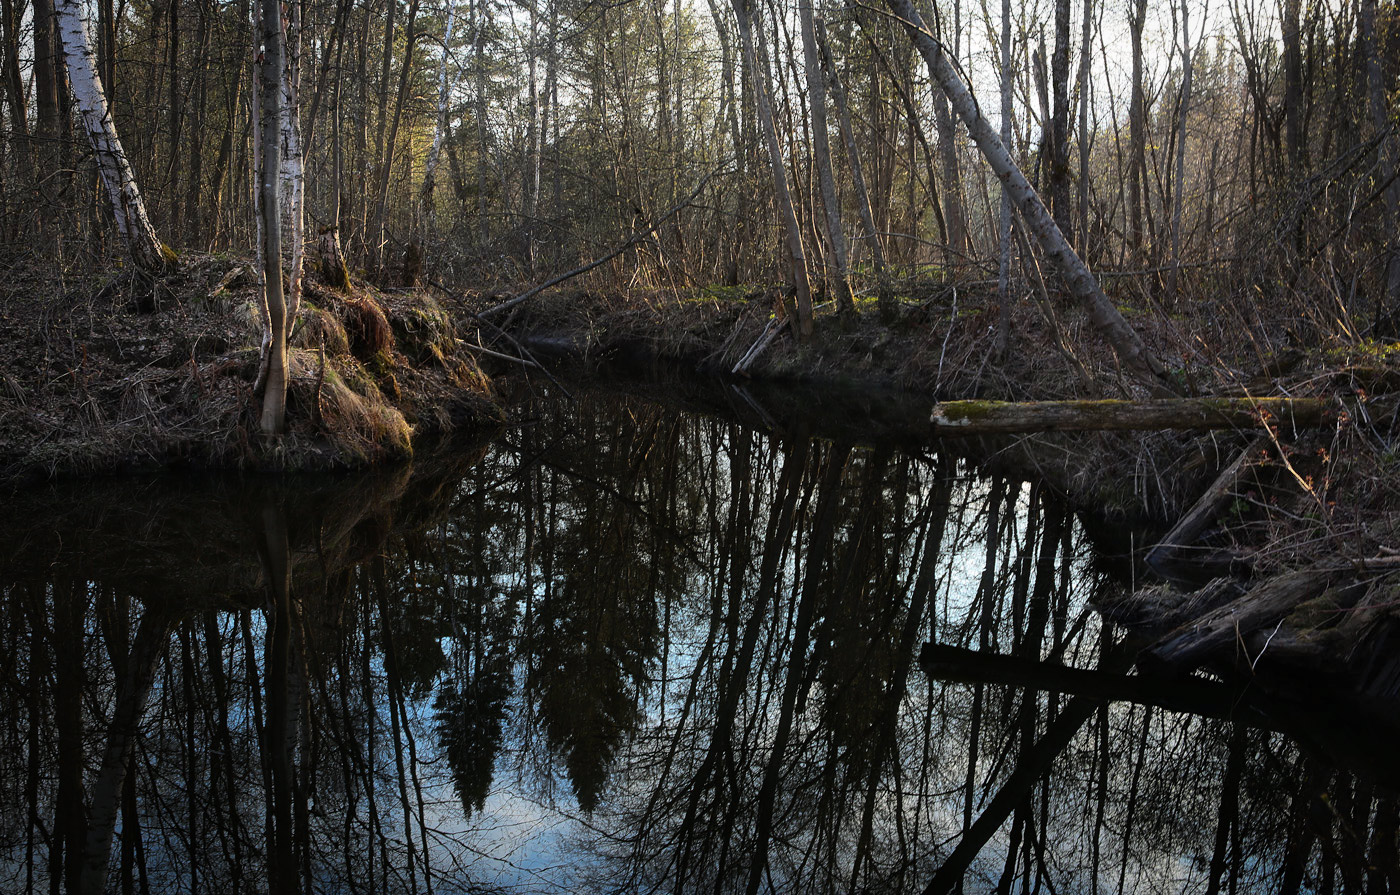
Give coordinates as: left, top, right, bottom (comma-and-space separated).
0, 376, 1392, 893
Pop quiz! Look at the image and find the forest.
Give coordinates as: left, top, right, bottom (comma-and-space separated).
2, 0, 1400, 890
1, 0, 1395, 342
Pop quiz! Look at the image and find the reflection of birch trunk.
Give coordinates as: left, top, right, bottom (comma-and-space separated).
925, 694, 1104, 894
260, 503, 296, 895
79, 608, 175, 895
55, 0, 168, 272
881, 0, 1175, 393
677, 436, 802, 881
850, 467, 952, 889
1205, 725, 1247, 894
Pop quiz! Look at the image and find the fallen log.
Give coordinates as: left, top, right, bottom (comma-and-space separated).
919, 643, 1264, 722
929, 396, 1343, 435
1144, 436, 1267, 582
1142, 568, 1367, 671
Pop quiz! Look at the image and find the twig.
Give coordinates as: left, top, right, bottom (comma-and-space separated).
459, 339, 542, 368
424, 278, 574, 400
477, 162, 731, 321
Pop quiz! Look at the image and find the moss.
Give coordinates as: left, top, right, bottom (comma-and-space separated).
390, 302, 456, 364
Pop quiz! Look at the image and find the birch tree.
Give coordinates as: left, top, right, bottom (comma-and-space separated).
280, 0, 304, 323
257, 0, 289, 435
420, 0, 458, 219
881, 0, 1176, 393
56, 0, 170, 272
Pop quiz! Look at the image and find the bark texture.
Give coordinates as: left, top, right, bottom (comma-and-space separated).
56, 0, 168, 272
257, 0, 288, 435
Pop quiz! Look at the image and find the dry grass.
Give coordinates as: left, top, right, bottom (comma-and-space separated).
0, 252, 500, 485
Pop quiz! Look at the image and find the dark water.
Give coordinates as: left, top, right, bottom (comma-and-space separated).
1, 379, 1395, 894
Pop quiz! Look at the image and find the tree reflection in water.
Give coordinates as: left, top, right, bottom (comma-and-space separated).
0, 384, 1395, 894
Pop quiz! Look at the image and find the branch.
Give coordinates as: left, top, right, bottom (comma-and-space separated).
477, 162, 731, 320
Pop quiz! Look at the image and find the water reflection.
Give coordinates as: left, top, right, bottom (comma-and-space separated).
0, 383, 1396, 894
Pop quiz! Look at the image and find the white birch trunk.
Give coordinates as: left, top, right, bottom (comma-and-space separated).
279, 0, 304, 322
258, 0, 288, 435
421, 0, 457, 210
882, 0, 1174, 392
55, 0, 168, 272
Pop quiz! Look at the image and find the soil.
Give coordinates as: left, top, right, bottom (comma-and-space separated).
0, 252, 501, 487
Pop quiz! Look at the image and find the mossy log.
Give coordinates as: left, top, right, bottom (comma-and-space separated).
930, 396, 1344, 434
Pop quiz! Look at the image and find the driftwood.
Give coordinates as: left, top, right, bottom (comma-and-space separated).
733, 317, 788, 376
1143, 568, 1366, 671
929, 396, 1342, 435
1144, 436, 1267, 582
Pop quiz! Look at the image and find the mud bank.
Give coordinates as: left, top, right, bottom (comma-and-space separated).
0, 255, 503, 487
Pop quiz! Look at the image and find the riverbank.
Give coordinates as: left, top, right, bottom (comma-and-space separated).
0, 253, 502, 486
470, 282, 1400, 704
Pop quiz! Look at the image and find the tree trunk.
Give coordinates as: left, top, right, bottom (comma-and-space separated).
1049, 0, 1072, 238
1076, 0, 1094, 256
280, 0, 304, 322
733, 0, 812, 337
165, 0, 182, 235
818, 21, 891, 313
419, 0, 457, 217
995, 0, 1014, 355
1, 0, 32, 187
371, 0, 420, 277
56, 0, 169, 271
799, 5, 853, 315
882, 0, 1174, 392
1361, 0, 1400, 321
1127, 0, 1147, 257
257, 0, 288, 435
1166, 0, 1195, 307
930, 396, 1341, 434
1281, 0, 1304, 170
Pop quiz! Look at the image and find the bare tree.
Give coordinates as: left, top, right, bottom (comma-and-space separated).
733, 0, 813, 337
881, 0, 1176, 392
799, 2, 854, 315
